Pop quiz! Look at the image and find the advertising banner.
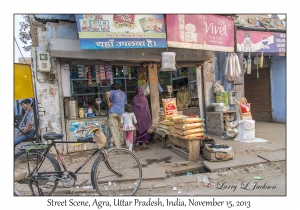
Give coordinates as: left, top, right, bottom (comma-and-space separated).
236, 30, 286, 53
166, 14, 234, 52
75, 14, 167, 50
14, 63, 34, 100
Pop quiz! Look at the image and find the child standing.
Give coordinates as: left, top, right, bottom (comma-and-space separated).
121, 104, 137, 152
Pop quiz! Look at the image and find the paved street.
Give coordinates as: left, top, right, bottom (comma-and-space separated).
41, 121, 287, 196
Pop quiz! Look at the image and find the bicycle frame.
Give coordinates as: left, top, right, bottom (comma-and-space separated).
34, 140, 103, 175
20, 140, 107, 196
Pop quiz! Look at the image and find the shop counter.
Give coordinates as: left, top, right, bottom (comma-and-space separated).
65, 116, 109, 153
206, 111, 237, 136
167, 134, 203, 161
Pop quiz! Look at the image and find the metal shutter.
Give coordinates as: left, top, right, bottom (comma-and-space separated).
244, 67, 272, 122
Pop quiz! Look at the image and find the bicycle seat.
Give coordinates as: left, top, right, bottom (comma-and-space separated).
77, 136, 94, 143
43, 132, 64, 140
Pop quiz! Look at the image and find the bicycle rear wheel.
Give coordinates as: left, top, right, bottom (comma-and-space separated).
14, 150, 61, 196
91, 148, 142, 196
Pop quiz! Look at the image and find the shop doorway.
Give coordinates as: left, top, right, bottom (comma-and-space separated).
244, 67, 272, 122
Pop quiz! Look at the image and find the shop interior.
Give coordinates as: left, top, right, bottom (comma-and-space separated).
64, 64, 201, 119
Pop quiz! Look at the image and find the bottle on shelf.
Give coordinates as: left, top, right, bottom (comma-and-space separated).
84, 108, 88, 117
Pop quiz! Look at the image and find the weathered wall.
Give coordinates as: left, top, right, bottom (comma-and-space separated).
270, 56, 286, 123
31, 16, 78, 153
203, 54, 215, 112
215, 52, 244, 110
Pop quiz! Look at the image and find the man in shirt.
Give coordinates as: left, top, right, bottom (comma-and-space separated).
176, 82, 191, 109
105, 83, 127, 148
14, 99, 36, 149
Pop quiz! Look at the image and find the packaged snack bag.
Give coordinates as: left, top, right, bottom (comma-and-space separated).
162, 98, 178, 119
235, 98, 252, 120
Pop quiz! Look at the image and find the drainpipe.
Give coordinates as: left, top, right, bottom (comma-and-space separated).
57, 62, 68, 155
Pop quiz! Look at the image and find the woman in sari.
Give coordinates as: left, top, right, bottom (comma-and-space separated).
132, 86, 152, 146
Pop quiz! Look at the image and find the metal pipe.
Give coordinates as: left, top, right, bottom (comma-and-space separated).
32, 98, 40, 142
57, 62, 68, 155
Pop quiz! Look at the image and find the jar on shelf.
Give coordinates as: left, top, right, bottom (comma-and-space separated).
79, 108, 84, 118
88, 106, 93, 114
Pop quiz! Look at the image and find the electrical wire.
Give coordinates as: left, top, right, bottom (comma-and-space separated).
14, 36, 28, 64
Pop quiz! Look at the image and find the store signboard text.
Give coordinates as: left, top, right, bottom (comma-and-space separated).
166, 14, 234, 52
75, 14, 167, 49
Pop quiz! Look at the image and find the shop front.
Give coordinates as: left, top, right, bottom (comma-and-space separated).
47, 14, 212, 154
236, 29, 286, 122
30, 14, 234, 156
153, 14, 236, 158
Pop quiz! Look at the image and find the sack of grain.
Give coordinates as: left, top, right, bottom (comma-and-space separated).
204, 144, 232, 153
202, 148, 234, 162
166, 114, 188, 121
174, 122, 204, 130
168, 126, 174, 131
234, 120, 255, 140
158, 125, 170, 130
175, 128, 205, 136
159, 120, 168, 125
158, 128, 169, 133
179, 133, 205, 139
166, 121, 175, 126
174, 117, 203, 124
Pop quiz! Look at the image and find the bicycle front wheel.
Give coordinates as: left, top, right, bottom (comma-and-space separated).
14, 150, 61, 196
91, 148, 142, 196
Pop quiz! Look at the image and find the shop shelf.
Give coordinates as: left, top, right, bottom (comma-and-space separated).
188, 80, 197, 83
71, 79, 96, 81
71, 93, 102, 96
125, 77, 137, 80
73, 86, 98, 89
171, 75, 188, 81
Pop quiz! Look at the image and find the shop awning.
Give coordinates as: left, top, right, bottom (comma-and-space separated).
50, 38, 212, 65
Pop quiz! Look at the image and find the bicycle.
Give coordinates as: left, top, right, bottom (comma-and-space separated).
14, 125, 142, 196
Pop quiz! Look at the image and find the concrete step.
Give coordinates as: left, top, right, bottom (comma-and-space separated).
203, 155, 268, 172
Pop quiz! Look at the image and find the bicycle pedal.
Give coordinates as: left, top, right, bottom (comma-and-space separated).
77, 179, 89, 186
